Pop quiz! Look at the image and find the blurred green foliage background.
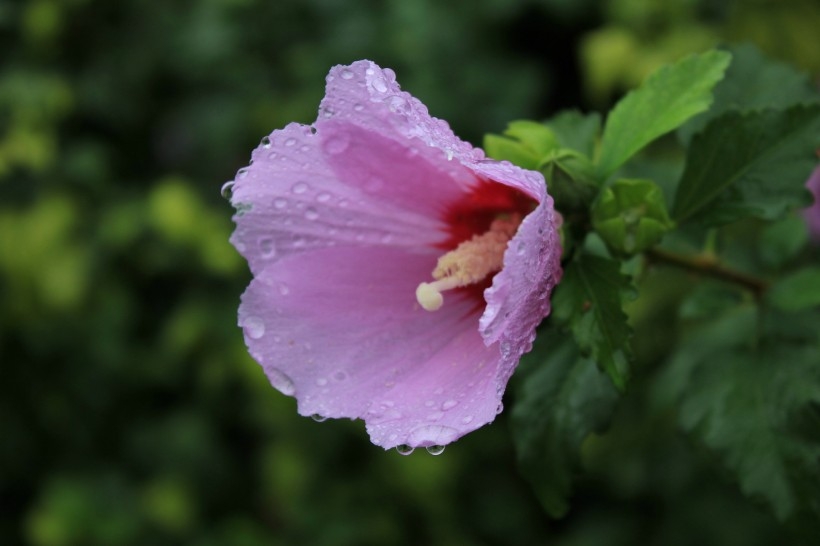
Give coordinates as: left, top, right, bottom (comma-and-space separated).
1, 0, 818, 544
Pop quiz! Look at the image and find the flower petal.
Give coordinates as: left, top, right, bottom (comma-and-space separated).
238, 245, 504, 449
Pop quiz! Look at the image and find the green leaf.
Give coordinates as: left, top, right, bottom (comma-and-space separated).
504, 120, 559, 156
597, 50, 731, 179
511, 329, 619, 518
679, 43, 819, 144
672, 104, 820, 225
767, 267, 820, 311
545, 110, 601, 158
759, 214, 810, 270
483, 133, 540, 169
675, 340, 820, 521
551, 253, 632, 390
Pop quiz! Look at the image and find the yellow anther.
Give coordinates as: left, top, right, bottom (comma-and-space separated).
415, 215, 521, 312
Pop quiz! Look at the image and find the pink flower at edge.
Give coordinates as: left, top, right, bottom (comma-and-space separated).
227, 60, 563, 451
805, 163, 820, 240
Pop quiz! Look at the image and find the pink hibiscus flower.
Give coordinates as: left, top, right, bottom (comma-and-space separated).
226, 61, 562, 452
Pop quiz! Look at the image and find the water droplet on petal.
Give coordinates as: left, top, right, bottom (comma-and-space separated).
278, 283, 290, 296
273, 197, 288, 209
396, 444, 414, 456
353, 103, 364, 112
304, 207, 319, 221
266, 368, 295, 395
426, 445, 445, 456
316, 192, 332, 203
284, 138, 296, 147
441, 400, 458, 411
496, 402, 504, 415
427, 411, 444, 422
292, 181, 309, 194
243, 316, 265, 339
221, 181, 235, 200
333, 371, 347, 381
461, 415, 474, 424
259, 238, 276, 258
237, 168, 249, 179
340, 68, 354, 80
323, 134, 349, 154
311, 414, 328, 422
315, 377, 328, 387
260, 135, 271, 149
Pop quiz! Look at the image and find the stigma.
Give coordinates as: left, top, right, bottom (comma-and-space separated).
416, 214, 522, 311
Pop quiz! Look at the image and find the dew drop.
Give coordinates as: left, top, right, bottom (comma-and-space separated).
267, 368, 295, 395
316, 192, 332, 203
426, 445, 445, 456
311, 414, 328, 422
323, 134, 349, 154
461, 415, 474, 424
273, 197, 288, 209
237, 168, 249, 179
315, 377, 328, 387
260, 135, 271, 149
441, 400, 458, 411
284, 138, 296, 147
496, 402, 504, 415
243, 316, 265, 339
292, 181, 309, 194
340, 68, 354, 80
304, 207, 319, 221
395, 444, 414, 456
259, 238, 276, 258
333, 371, 347, 381
353, 103, 364, 112
220, 181, 235, 200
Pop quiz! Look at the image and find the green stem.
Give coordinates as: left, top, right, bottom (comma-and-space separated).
646, 248, 769, 296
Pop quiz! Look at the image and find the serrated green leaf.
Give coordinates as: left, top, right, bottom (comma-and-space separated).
672, 104, 820, 225
511, 329, 619, 518
679, 43, 819, 144
551, 254, 632, 390
545, 110, 601, 158
766, 267, 820, 311
597, 50, 731, 179
674, 339, 820, 521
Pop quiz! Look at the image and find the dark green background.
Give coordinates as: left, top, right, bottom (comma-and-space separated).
1, 0, 818, 544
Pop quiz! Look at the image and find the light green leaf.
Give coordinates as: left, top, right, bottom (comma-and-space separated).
672, 104, 820, 225
597, 50, 731, 179
483, 133, 540, 169
545, 110, 601, 158
679, 43, 819, 144
511, 330, 619, 518
551, 253, 632, 390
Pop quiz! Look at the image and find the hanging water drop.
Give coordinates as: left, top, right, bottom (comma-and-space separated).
311, 414, 328, 422
260, 135, 271, 149
243, 316, 265, 339
426, 445, 445, 456
395, 444, 414, 456
220, 181, 235, 200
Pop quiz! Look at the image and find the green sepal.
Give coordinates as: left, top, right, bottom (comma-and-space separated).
591, 178, 674, 255
539, 149, 599, 213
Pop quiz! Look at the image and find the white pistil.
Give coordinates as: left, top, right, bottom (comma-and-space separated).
416, 215, 521, 312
